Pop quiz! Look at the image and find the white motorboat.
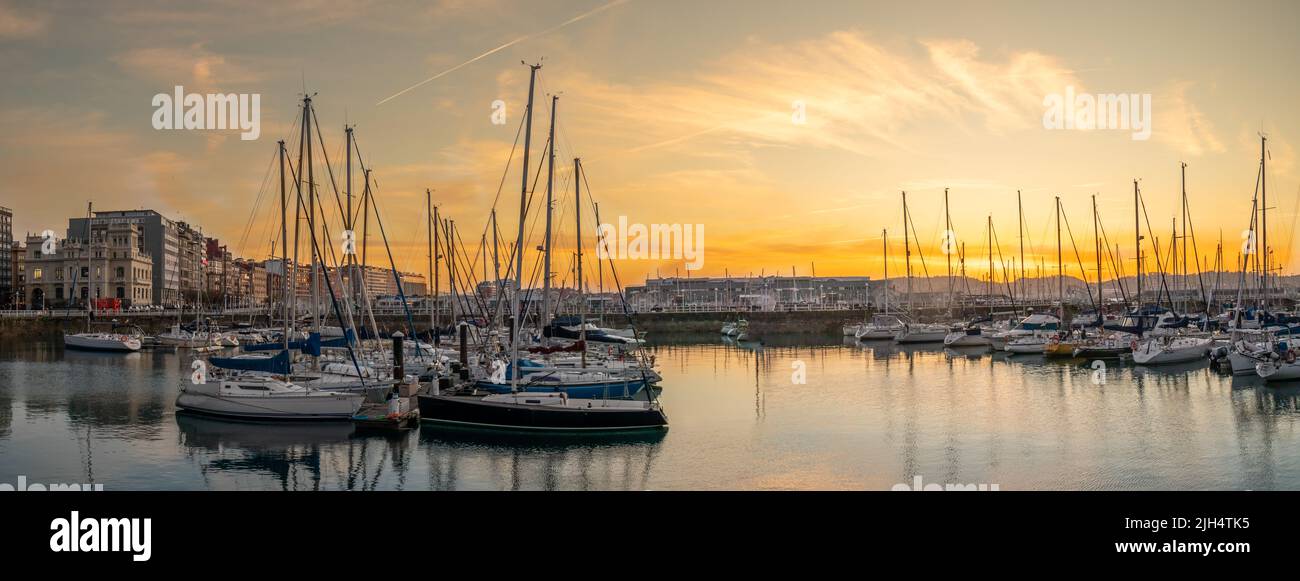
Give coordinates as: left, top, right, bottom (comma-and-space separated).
63, 332, 142, 352
893, 322, 948, 343
1131, 335, 1213, 365
176, 374, 365, 420
842, 323, 861, 337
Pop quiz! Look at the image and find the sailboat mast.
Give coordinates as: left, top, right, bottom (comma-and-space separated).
511, 63, 540, 381
1093, 194, 1101, 317
1180, 162, 1188, 298
882, 229, 888, 315
345, 126, 354, 307
903, 191, 912, 313
1261, 135, 1268, 309
448, 219, 457, 328
279, 141, 290, 355
1017, 190, 1024, 304
1056, 196, 1063, 319
575, 157, 583, 316
1134, 180, 1142, 305
85, 201, 93, 324
987, 216, 992, 298
944, 188, 952, 308
436, 188, 441, 337
541, 94, 558, 344
509, 62, 540, 389
491, 209, 500, 285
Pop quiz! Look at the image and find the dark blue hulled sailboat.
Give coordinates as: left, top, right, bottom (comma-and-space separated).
419, 66, 666, 433
473, 359, 648, 399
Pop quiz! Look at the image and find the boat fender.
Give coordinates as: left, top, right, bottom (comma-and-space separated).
1288, 351, 1296, 364
1129, 339, 1138, 352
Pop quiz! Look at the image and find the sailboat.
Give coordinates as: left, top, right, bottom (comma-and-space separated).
1127, 175, 1212, 366
65, 330, 142, 352
176, 105, 365, 420
892, 191, 947, 343
419, 65, 667, 430
1073, 195, 1133, 359
62, 202, 143, 353
856, 230, 906, 340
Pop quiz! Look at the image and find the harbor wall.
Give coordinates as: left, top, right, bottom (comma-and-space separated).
0, 305, 1075, 340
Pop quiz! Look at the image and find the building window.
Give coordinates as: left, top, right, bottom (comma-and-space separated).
32, 268, 41, 281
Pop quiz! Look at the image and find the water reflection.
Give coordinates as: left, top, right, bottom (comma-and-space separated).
4, 334, 1300, 489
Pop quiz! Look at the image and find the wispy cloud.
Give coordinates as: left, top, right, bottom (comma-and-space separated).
376, 0, 632, 106
0, 1, 49, 39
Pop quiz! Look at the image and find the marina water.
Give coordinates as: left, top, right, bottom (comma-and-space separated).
1, 335, 1298, 490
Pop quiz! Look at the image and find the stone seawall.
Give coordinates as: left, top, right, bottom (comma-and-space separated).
626, 310, 868, 336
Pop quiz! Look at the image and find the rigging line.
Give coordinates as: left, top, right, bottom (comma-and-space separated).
905, 202, 932, 281
309, 102, 351, 232
1180, 170, 1211, 314
1058, 204, 1098, 312
450, 226, 493, 322
348, 142, 424, 350
241, 110, 304, 259
1096, 213, 1130, 306
284, 153, 370, 383
1137, 187, 1176, 311
236, 144, 280, 257
990, 221, 1012, 300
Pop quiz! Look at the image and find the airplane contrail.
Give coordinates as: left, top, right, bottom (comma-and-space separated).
376, 0, 631, 106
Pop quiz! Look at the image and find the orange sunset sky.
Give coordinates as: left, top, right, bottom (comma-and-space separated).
2, 0, 1298, 288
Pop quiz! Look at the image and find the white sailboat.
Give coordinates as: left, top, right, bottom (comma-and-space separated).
944, 324, 991, 347
1131, 335, 1213, 365
175, 128, 368, 420
856, 313, 905, 340
894, 322, 948, 343
65, 332, 142, 352
176, 375, 364, 420
62, 202, 142, 353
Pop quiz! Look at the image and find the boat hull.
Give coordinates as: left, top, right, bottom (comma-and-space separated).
475, 378, 647, 399
1258, 361, 1300, 382
943, 334, 990, 347
1132, 340, 1212, 365
175, 391, 364, 420
1004, 341, 1047, 354
418, 394, 668, 432
63, 334, 141, 352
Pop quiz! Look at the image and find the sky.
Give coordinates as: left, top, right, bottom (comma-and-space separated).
1, 0, 1298, 289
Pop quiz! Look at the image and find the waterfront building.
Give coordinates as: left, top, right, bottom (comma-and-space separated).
625, 275, 873, 311
26, 222, 153, 309
69, 210, 181, 305
0, 206, 11, 308
9, 241, 23, 309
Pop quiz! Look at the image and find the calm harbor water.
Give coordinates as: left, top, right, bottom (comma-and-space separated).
2, 334, 1299, 490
